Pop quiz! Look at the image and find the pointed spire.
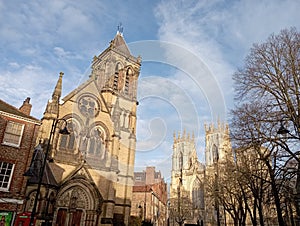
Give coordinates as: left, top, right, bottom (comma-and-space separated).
43, 72, 63, 118
53, 72, 63, 100
109, 24, 131, 56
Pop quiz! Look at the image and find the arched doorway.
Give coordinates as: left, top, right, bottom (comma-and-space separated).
54, 178, 102, 226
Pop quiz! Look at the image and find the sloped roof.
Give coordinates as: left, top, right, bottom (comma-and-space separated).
133, 185, 152, 192
111, 32, 131, 56
0, 99, 39, 121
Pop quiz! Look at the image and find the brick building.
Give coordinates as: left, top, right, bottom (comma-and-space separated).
131, 167, 168, 226
0, 98, 40, 225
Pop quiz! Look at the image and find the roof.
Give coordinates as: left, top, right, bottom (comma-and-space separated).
0, 99, 39, 122
133, 185, 152, 192
110, 32, 131, 56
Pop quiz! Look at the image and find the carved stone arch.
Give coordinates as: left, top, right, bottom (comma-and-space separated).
58, 184, 90, 209
63, 113, 85, 127
89, 121, 110, 140
115, 62, 123, 72
54, 177, 103, 225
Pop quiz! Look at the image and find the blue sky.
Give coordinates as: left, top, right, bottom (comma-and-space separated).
1, 0, 300, 181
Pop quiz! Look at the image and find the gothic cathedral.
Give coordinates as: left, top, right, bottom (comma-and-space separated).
169, 130, 205, 225
25, 31, 141, 225
169, 123, 231, 226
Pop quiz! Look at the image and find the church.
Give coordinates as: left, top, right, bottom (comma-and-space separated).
169, 123, 231, 226
23, 29, 141, 225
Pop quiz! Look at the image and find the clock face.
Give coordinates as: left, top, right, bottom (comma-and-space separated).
78, 95, 100, 118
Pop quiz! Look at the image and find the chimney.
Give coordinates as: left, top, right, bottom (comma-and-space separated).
145, 166, 155, 185
19, 97, 32, 115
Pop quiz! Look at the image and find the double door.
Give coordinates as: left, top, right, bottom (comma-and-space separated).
56, 209, 83, 226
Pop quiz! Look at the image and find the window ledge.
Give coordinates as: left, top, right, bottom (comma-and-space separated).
1, 142, 20, 148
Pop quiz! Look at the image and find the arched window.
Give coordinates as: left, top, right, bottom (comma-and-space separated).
212, 144, 219, 163
192, 178, 204, 209
124, 68, 132, 95
177, 152, 183, 171
87, 126, 105, 159
113, 63, 122, 90
59, 120, 78, 152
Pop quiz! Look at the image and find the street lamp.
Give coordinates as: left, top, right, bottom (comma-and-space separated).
24, 118, 69, 226
277, 121, 290, 135
138, 201, 146, 222
277, 118, 300, 226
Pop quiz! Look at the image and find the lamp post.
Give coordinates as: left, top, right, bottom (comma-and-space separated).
277, 119, 300, 226
24, 118, 69, 226
138, 201, 146, 223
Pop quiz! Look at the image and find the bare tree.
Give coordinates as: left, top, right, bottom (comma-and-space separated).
231, 27, 300, 225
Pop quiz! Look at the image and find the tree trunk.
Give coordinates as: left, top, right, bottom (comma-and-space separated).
265, 159, 285, 226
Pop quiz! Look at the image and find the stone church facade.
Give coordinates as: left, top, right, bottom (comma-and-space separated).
23, 31, 141, 226
204, 122, 232, 225
169, 123, 231, 226
169, 131, 205, 225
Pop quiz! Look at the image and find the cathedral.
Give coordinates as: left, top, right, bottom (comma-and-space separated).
169, 123, 231, 226
169, 130, 205, 225
23, 30, 141, 225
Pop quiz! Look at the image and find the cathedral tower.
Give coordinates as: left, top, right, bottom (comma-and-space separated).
169, 130, 205, 225
27, 29, 141, 226
204, 122, 232, 225
205, 122, 231, 167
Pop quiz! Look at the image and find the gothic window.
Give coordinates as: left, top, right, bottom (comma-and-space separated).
124, 68, 132, 95
212, 144, 219, 163
114, 63, 122, 90
78, 95, 100, 118
192, 178, 204, 209
87, 126, 105, 159
177, 152, 183, 171
59, 120, 78, 152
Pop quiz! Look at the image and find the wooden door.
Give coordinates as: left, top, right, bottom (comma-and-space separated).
56, 209, 67, 226
70, 210, 82, 226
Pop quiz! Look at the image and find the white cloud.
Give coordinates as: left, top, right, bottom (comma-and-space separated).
154, 0, 300, 118
0, 64, 58, 118
1, 0, 299, 180
8, 62, 20, 69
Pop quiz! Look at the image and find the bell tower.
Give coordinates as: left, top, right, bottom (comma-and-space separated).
170, 130, 205, 225
87, 28, 141, 225
36, 27, 142, 226
205, 121, 231, 167
204, 122, 232, 225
